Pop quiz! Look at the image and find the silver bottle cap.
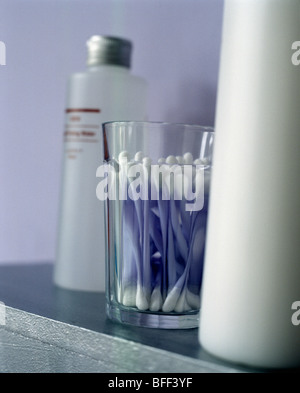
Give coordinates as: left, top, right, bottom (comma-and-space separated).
86, 35, 132, 68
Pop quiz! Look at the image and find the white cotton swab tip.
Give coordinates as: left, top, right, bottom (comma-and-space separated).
162, 286, 181, 312
118, 150, 130, 165
149, 286, 163, 312
193, 158, 202, 165
174, 290, 192, 313
186, 289, 200, 309
201, 157, 210, 166
183, 152, 193, 164
134, 151, 144, 162
122, 285, 137, 307
142, 156, 152, 167
166, 155, 178, 165
136, 286, 149, 311
176, 156, 184, 165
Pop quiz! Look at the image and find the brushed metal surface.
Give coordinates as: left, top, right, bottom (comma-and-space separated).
1, 306, 242, 373
0, 264, 249, 373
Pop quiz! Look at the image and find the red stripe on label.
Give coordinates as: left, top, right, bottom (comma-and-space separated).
65, 108, 101, 113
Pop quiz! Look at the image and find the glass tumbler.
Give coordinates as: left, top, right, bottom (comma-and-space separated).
100, 121, 214, 329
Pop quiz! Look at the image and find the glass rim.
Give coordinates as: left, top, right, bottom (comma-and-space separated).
102, 120, 214, 133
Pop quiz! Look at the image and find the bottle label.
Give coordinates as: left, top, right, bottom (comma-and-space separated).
64, 108, 101, 159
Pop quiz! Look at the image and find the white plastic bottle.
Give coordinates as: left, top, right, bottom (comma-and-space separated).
54, 36, 147, 292
199, 0, 300, 369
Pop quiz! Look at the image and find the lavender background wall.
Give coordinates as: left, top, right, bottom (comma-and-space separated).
0, 0, 223, 263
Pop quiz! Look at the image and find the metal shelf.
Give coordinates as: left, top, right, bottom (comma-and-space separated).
0, 263, 249, 373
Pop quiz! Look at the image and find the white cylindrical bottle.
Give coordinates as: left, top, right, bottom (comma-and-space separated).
199, 0, 300, 369
54, 36, 147, 292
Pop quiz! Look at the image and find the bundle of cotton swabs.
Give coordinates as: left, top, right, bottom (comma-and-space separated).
114, 150, 211, 314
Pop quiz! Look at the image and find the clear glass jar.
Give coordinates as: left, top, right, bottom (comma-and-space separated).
100, 121, 214, 328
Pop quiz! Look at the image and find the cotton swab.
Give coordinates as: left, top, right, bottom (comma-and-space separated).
121, 198, 139, 307
142, 157, 152, 304
149, 267, 163, 312
118, 150, 130, 164
176, 156, 184, 165
183, 152, 193, 164
115, 151, 131, 303
193, 158, 202, 165
121, 153, 149, 310
174, 290, 192, 313
116, 150, 209, 313
162, 226, 205, 312
161, 160, 205, 312
151, 163, 170, 300
149, 285, 163, 311
122, 286, 137, 307
165, 155, 178, 165
163, 157, 179, 293
134, 151, 144, 162
186, 289, 201, 309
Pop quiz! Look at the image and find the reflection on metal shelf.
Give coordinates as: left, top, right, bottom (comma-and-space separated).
0, 263, 249, 373
1, 307, 241, 373
0, 302, 5, 326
